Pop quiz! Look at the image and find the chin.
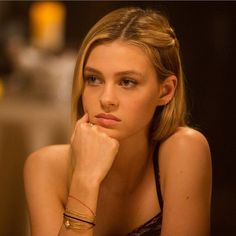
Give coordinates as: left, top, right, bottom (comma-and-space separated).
98, 126, 121, 139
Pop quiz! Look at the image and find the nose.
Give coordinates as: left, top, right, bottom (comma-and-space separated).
99, 84, 119, 112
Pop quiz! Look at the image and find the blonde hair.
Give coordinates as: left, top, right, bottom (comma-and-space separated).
71, 7, 187, 143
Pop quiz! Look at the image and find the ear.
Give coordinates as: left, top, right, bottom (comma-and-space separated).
157, 75, 177, 106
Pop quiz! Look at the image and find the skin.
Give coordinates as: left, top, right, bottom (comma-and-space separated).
24, 40, 212, 236
83, 41, 164, 141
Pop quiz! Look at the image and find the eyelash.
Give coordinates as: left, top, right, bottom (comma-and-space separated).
84, 75, 138, 88
119, 78, 138, 88
84, 75, 101, 85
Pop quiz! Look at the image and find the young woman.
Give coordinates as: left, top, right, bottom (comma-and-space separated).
24, 7, 212, 236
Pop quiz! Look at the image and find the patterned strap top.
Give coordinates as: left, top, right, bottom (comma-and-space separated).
126, 143, 163, 236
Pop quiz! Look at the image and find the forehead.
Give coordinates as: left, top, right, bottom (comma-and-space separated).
85, 40, 155, 75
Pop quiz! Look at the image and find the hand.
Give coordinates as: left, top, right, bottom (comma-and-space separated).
70, 113, 119, 185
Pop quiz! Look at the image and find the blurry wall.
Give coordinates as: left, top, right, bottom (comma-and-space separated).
0, 1, 235, 236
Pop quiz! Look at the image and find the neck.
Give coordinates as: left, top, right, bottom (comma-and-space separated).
100, 136, 153, 195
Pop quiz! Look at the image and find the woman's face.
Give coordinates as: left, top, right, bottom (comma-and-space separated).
82, 40, 161, 141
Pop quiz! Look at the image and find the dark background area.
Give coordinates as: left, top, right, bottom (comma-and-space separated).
0, 1, 235, 235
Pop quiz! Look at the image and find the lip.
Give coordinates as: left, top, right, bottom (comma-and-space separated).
95, 113, 121, 127
95, 113, 121, 121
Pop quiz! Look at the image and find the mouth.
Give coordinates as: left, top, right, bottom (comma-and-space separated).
95, 113, 121, 121
95, 113, 121, 127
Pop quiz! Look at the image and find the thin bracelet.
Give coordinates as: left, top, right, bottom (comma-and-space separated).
65, 208, 95, 224
68, 195, 95, 216
64, 217, 94, 231
64, 213, 95, 226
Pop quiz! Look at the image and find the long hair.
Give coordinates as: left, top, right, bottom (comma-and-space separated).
71, 7, 187, 143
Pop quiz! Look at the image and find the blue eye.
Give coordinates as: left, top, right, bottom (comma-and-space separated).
120, 79, 137, 88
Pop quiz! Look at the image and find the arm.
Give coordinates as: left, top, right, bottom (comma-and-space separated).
24, 147, 100, 236
58, 175, 100, 236
24, 146, 68, 236
24, 114, 119, 236
159, 128, 212, 236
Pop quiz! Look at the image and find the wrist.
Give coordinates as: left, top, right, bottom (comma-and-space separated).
68, 173, 100, 218
71, 171, 101, 190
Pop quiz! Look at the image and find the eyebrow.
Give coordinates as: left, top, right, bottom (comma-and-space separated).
84, 66, 144, 78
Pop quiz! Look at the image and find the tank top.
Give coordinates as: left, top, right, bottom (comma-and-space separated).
126, 144, 163, 236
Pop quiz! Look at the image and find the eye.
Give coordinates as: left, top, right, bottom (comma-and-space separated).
84, 75, 101, 86
120, 78, 138, 88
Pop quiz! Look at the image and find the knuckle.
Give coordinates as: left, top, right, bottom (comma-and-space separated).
111, 139, 119, 147
80, 123, 87, 129
91, 125, 97, 130
75, 119, 81, 127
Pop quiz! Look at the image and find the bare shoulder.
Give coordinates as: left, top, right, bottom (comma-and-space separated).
157, 130, 212, 235
160, 126, 211, 163
24, 144, 70, 204
158, 126, 212, 196
24, 145, 71, 234
24, 144, 70, 165
163, 126, 209, 148
24, 144, 70, 179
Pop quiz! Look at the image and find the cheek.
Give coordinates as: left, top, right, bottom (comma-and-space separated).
125, 93, 157, 124
131, 90, 157, 111
81, 93, 87, 111
82, 89, 96, 111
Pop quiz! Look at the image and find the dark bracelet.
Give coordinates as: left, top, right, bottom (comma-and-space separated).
63, 213, 96, 226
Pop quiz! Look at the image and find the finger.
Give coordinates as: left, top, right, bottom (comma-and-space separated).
90, 124, 109, 137
77, 113, 89, 125
70, 128, 76, 143
71, 113, 89, 142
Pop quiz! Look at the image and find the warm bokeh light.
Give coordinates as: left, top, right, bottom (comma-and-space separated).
29, 2, 66, 51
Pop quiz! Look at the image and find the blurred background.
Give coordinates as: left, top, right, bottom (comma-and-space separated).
0, 1, 235, 236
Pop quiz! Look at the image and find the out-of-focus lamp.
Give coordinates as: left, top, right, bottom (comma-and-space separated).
29, 2, 66, 51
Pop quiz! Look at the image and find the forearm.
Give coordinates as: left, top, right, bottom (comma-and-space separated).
58, 115, 119, 235
58, 171, 100, 236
